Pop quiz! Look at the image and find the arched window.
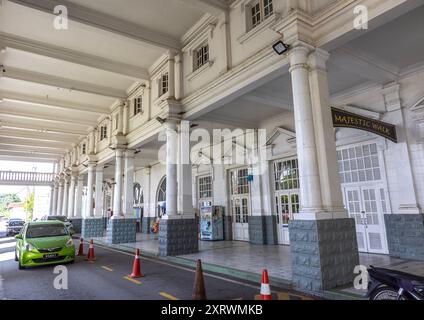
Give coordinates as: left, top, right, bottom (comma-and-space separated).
133, 182, 142, 206
156, 176, 166, 217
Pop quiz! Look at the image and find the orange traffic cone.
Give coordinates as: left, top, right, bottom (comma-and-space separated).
77, 238, 84, 256
128, 248, 144, 278
85, 239, 96, 262
260, 269, 272, 300
192, 259, 207, 300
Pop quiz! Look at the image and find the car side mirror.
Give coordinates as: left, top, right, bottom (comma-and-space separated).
15, 234, 23, 240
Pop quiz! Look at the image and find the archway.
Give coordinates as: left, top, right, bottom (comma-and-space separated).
156, 176, 166, 218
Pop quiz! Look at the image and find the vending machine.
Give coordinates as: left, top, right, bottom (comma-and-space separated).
200, 203, 224, 241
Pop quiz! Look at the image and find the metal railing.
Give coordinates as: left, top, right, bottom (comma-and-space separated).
0, 171, 54, 184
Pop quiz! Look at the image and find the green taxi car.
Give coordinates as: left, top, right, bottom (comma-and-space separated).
15, 221, 75, 269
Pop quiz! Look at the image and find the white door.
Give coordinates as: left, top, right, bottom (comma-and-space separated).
231, 196, 250, 241
275, 192, 299, 245
344, 186, 387, 254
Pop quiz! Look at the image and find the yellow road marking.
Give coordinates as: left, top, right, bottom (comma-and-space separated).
101, 266, 113, 272
277, 292, 290, 300
123, 276, 142, 285
159, 292, 179, 300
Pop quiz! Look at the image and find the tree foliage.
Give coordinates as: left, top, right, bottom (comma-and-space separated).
24, 192, 35, 221
0, 193, 21, 216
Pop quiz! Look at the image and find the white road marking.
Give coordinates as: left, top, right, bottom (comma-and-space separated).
97, 244, 265, 291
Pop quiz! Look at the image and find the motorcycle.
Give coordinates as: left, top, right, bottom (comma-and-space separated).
367, 265, 424, 300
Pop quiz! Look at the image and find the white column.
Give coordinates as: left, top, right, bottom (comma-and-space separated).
57, 179, 64, 215
165, 121, 178, 217
95, 165, 104, 217
308, 50, 346, 215
289, 46, 323, 218
51, 182, 58, 215
85, 163, 96, 218
123, 150, 135, 217
62, 178, 69, 216
49, 184, 54, 215
67, 175, 77, 218
382, 83, 421, 213
112, 149, 124, 218
260, 146, 273, 216
62, 177, 69, 216
74, 176, 84, 217
179, 121, 194, 216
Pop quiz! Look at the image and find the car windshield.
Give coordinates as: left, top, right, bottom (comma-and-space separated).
26, 224, 68, 238
48, 216, 68, 222
8, 220, 25, 226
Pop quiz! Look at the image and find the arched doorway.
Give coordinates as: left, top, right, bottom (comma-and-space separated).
156, 176, 166, 218
133, 182, 143, 232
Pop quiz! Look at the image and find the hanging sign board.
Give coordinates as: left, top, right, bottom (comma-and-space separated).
331, 107, 397, 143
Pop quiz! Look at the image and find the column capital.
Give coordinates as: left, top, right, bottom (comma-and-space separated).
308, 49, 330, 72
87, 161, 97, 169
124, 149, 136, 158
115, 148, 125, 157
288, 45, 311, 64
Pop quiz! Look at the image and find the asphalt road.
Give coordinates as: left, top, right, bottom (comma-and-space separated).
0, 236, 291, 300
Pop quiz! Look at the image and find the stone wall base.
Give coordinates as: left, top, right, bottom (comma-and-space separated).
81, 218, 105, 239
384, 214, 424, 261
248, 216, 277, 245
106, 218, 136, 244
289, 218, 359, 291
159, 218, 198, 256
69, 217, 82, 234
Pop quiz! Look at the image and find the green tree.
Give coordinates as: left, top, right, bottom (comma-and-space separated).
0, 193, 21, 217
24, 192, 35, 221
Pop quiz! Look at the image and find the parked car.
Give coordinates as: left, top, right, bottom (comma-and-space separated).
40, 215, 75, 235
6, 218, 25, 236
15, 221, 75, 269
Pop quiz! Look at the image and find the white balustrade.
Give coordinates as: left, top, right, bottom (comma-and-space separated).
0, 171, 55, 185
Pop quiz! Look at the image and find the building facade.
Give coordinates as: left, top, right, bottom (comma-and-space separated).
1, 0, 424, 291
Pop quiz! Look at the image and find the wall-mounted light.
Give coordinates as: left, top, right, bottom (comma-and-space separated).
156, 116, 166, 124
272, 41, 289, 55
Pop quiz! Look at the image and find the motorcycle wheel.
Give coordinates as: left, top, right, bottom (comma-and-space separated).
370, 286, 405, 300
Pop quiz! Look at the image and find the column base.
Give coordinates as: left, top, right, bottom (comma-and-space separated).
69, 217, 83, 234
289, 218, 359, 291
106, 218, 136, 244
159, 218, 198, 256
248, 216, 278, 245
384, 214, 424, 261
81, 218, 105, 239
141, 217, 155, 234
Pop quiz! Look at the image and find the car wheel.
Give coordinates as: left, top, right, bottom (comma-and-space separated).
14, 250, 18, 261
18, 259, 24, 270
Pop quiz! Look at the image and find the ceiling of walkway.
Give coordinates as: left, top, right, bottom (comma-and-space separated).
1, 1, 424, 164
200, 4, 424, 128
0, 0, 214, 163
